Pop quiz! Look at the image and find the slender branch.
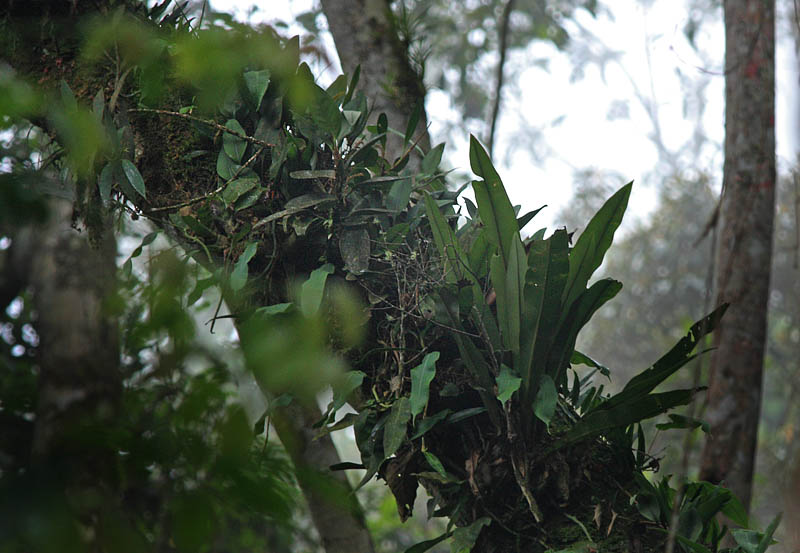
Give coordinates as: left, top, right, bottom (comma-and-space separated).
487, 0, 515, 156
129, 108, 275, 148
794, 169, 799, 269
148, 146, 265, 213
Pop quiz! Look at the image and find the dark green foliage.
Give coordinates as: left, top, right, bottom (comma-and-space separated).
0, 7, 781, 553
0, 247, 303, 553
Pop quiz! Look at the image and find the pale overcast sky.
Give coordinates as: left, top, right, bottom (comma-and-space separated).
208, 0, 798, 230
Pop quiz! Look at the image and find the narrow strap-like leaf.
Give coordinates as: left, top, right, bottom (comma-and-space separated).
469, 135, 517, 266
562, 182, 631, 312
598, 304, 727, 412
519, 229, 569, 405
547, 278, 622, 388
424, 192, 472, 284
552, 388, 696, 451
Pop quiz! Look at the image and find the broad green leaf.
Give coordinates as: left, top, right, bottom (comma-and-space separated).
222, 177, 259, 204
383, 397, 411, 458
491, 233, 526, 355
233, 185, 262, 211
655, 413, 709, 433
571, 351, 611, 378
223, 119, 247, 162
216, 150, 239, 180
533, 374, 557, 427
243, 69, 270, 109
531, 228, 547, 240
451, 517, 491, 553
678, 506, 703, 542
290, 70, 342, 141
300, 263, 334, 317
329, 371, 366, 413
343, 92, 368, 140
469, 135, 502, 189
422, 143, 445, 174
469, 136, 517, 266
326, 74, 348, 101
342, 109, 362, 127
720, 492, 749, 527
503, 234, 527, 354
562, 182, 632, 311
230, 242, 257, 291
732, 529, 763, 553
685, 483, 731, 526
423, 450, 447, 478
519, 229, 570, 404
732, 513, 780, 553
410, 352, 440, 420
121, 159, 146, 198
599, 305, 727, 412
187, 276, 216, 306
284, 192, 336, 211
411, 409, 451, 440
387, 178, 412, 211
674, 535, 712, 553
132, 231, 158, 258
98, 162, 113, 202
496, 365, 521, 404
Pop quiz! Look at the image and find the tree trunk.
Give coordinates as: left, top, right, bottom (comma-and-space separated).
699, 0, 775, 513
270, 402, 375, 553
28, 198, 120, 468
320, 0, 431, 163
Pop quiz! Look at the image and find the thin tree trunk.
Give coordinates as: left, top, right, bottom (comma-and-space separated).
270, 401, 375, 553
320, 0, 431, 164
487, 0, 515, 156
699, 0, 775, 513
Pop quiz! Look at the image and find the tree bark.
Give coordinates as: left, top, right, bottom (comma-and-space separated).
320, 0, 431, 163
270, 402, 375, 553
699, 0, 775, 513
28, 198, 120, 471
